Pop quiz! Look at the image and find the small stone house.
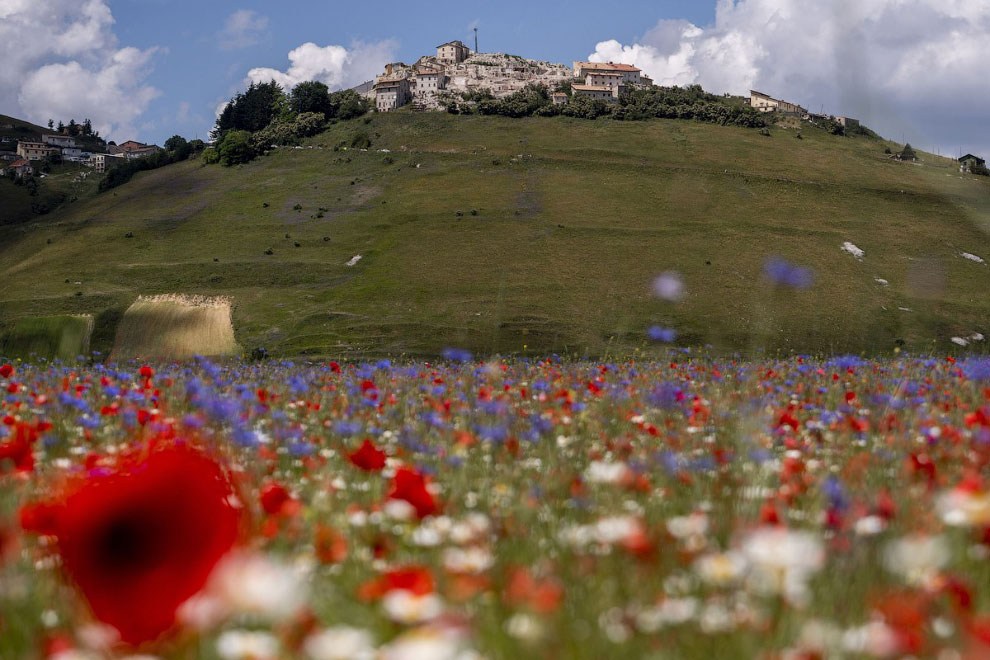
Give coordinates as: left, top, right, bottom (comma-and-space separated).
437, 41, 470, 64
960, 154, 986, 173
551, 92, 568, 106
571, 83, 622, 102
375, 77, 411, 112
5, 159, 34, 179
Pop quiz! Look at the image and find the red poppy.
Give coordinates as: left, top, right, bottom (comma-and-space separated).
504, 567, 563, 613
387, 467, 438, 519
0, 364, 13, 379
357, 565, 434, 601
259, 481, 291, 515
0, 421, 40, 473
314, 525, 347, 564
348, 439, 387, 471
22, 441, 243, 645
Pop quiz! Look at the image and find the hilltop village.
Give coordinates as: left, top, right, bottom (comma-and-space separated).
366, 39, 863, 124
366, 40, 654, 112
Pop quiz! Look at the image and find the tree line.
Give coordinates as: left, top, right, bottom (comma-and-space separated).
99, 136, 206, 192
206, 80, 371, 166
447, 83, 771, 128
46, 117, 99, 138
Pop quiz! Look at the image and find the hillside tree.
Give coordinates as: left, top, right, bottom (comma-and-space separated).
290, 81, 332, 117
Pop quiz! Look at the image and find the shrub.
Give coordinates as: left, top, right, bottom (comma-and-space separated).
351, 132, 372, 149
217, 130, 255, 166
250, 112, 326, 151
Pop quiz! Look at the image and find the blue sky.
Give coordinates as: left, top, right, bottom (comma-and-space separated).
1, 1, 988, 157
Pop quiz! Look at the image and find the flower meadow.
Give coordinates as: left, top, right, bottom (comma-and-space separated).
3, 355, 990, 659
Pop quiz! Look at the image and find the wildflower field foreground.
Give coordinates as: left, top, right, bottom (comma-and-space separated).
3, 356, 990, 659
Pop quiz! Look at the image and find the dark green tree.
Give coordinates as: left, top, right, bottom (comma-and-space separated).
212, 80, 288, 139
164, 135, 192, 160
290, 81, 332, 117
328, 89, 370, 120
47, 119, 54, 129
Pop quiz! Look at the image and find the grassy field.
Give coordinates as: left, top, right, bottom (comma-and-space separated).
1, 113, 988, 359
0, 315, 93, 360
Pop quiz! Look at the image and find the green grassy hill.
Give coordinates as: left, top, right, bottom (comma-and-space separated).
1, 113, 988, 359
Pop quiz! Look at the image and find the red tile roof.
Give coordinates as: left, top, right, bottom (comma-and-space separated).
576, 61, 641, 73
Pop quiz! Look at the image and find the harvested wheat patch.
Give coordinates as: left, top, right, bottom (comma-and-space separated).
111, 295, 239, 361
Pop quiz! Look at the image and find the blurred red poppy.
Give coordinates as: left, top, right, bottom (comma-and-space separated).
22, 441, 242, 645
387, 467, 438, 518
348, 439, 386, 471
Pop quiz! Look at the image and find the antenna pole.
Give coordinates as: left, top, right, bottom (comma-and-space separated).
475, 27, 479, 53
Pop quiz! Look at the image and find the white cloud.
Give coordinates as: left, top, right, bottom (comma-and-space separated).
245, 40, 398, 92
0, 0, 159, 141
589, 0, 990, 157
218, 9, 269, 51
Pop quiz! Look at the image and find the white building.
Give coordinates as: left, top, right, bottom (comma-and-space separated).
43, 134, 76, 148
749, 90, 806, 115
86, 153, 125, 173
413, 67, 445, 97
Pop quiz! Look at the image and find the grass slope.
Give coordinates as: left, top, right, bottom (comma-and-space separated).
0, 315, 92, 360
0, 162, 102, 225
1, 114, 988, 359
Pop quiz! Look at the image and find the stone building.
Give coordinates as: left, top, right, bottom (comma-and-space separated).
437, 40, 470, 64
16, 141, 59, 161
836, 116, 860, 130
585, 72, 624, 89
551, 92, 568, 106
573, 61, 641, 85
109, 140, 161, 159
749, 90, 806, 115
571, 84, 622, 102
375, 76, 411, 112
960, 154, 986, 173
4, 159, 34, 179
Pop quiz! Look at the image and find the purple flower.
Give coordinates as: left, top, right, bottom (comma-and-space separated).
764, 257, 815, 289
647, 326, 677, 343
442, 347, 473, 363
